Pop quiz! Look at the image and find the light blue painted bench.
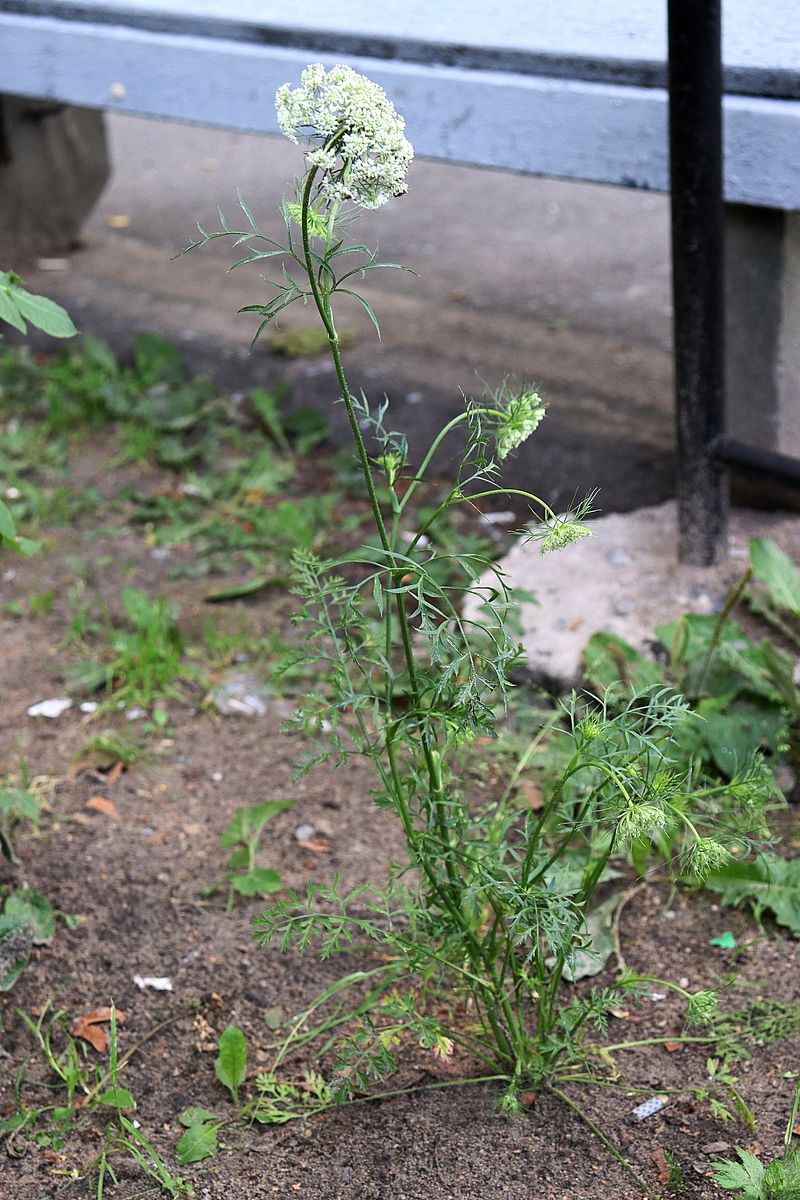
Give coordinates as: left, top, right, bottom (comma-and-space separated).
3, 1, 798, 203
2, 0, 800, 530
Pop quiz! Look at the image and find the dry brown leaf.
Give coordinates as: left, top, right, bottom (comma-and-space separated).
652, 1148, 670, 1185
85, 796, 119, 817
664, 1041, 682, 1053
516, 781, 544, 811
296, 836, 331, 853
69, 1007, 126, 1053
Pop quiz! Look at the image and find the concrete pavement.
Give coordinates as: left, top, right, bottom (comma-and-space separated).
22, 112, 676, 513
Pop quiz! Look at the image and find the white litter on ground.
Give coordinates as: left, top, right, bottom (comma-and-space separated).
27, 698, 72, 718
133, 975, 173, 991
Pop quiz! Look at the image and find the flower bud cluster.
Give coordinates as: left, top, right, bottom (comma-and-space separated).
495, 387, 546, 462
276, 64, 414, 210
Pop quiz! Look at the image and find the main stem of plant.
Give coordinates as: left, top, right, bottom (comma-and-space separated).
299, 166, 519, 1068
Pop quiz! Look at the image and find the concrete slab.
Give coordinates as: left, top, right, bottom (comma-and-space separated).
15, 112, 677, 515
477, 500, 800, 690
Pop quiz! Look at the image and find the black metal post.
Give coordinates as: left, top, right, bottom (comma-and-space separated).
667, 0, 727, 564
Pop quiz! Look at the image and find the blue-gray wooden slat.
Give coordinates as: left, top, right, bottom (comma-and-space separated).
2, 0, 799, 97
2, 11, 800, 208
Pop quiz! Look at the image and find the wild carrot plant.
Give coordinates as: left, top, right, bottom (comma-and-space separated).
182, 64, 772, 1114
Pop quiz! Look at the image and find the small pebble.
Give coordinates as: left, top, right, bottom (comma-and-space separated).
211, 772, 223, 782
481, 510, 516, 527
294, 824, 316, 842
35, 257, 70, 271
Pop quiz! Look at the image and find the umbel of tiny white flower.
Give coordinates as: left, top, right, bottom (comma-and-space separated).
496, 388, 546, 461
275, 64, 414, 210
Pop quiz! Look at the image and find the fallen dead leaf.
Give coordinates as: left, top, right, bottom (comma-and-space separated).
106, 761, 124, 784
296, 836, 331, 853
652, 1148, 670, 1185
107, 214, 131, 229
69, 1007, 126, 1053
664, 1041, 682, 1053
516, 781, 544, 811
85, 796, 118, 817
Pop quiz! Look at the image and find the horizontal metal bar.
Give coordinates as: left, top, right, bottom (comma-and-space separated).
711, 434, 800, 487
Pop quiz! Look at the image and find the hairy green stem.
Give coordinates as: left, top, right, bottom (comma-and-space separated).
299, 169, 521, 1064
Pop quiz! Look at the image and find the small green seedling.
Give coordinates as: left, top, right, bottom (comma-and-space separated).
215, 1024, 247, 1103
94, 1006, 193, 1198
216, 800, 292, 906
175, 1112, 219, 1166
67, 586, 192, 711
0, 271, 75, 555
0, 888, 55, 991
0, 772, 42, 863
714, 1081, 800, 1198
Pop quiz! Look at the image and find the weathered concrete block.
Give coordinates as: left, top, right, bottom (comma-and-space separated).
466, 500, 800, 691
726, 205, 800, 459
0, 97, 109, 264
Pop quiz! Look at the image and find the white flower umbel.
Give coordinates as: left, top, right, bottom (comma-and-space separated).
275, 64, 414, 210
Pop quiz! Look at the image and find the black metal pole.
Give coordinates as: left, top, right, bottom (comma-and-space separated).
667, 0, 727, 564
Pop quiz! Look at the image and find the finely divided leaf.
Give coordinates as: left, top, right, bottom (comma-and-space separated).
560, 892, 619, 981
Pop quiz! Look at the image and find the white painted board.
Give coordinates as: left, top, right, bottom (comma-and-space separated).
4, 14, 800, 208
2, 0, 799, 95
